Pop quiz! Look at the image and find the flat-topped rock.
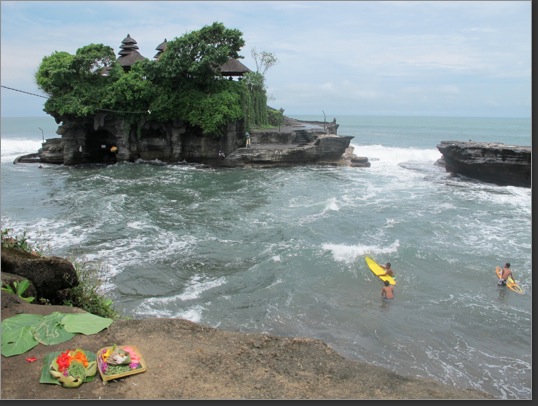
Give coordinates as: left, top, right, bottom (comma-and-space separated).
436, 141, 531, 188
221, 131, 355, 167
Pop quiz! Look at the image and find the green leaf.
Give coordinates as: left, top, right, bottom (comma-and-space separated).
1, 313, 43, 331
1, 285, 15, 294
15, 279, 30, 296
1, 325, 40, 357
62, 313, 113, 335
32, 312, 76, 346
1, 314, 44, 357
40, 351, 62, 385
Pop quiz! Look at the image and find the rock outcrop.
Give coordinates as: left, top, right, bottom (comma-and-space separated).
221, 127, 358, 167
14, 115, 367, 168
1, 246, 79, 304
29, 113, 245, 166
436, 141, 531, 188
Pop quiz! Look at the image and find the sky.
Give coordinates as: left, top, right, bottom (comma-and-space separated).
0, 0, 532, 118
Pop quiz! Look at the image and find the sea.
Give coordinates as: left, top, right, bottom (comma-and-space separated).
0, 115, 532, 399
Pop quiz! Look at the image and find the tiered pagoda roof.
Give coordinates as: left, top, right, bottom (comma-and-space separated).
112, 34, 251, 77
117, 34, 146, 69
154, 39, 168, 59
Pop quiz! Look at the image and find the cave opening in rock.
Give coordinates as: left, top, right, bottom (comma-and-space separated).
85, 129, 118, 163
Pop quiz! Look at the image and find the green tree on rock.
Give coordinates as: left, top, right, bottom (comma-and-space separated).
242, 49, 279, 129
36, 44, 119, 117
35, 22, 276, 136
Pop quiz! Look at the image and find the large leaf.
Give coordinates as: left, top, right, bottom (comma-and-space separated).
1, 312, 113, 357
1, 314, 44, 357
62, 313, 113, 335
32, 312, 75, 346
1, 313, 44, 333
1, 325, 40, 357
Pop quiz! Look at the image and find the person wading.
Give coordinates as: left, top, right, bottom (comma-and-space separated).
381, 280, 394, 301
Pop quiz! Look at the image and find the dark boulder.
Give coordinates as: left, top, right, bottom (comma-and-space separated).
349, 156, 371, 168
1, 247, 78, 304
436, 141, 531, 188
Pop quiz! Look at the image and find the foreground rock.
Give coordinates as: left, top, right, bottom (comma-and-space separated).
1, 246, 78, 304
1, 295, 492, 400
436, 141, 531, 188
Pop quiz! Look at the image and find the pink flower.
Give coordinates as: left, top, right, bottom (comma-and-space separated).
122, 347, 140, 364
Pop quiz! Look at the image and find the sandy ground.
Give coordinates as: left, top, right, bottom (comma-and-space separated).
1, 294, 493, 400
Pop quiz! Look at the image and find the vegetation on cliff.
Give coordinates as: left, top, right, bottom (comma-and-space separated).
35, 22, 282, 136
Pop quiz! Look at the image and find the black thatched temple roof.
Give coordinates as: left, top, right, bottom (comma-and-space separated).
117, 52, 146, 67
113, 35, 251, 74
154, 39, 168, 59
219, 58, 251, 76
117, 34, 146, 68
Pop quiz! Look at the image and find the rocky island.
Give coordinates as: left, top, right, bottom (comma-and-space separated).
16, 28, 370, 170
14, 115, 370, 169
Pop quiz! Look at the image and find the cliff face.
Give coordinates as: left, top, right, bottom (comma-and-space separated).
39, 113, 245, 165
18, 115, 361, 168
436, 141, 531, 188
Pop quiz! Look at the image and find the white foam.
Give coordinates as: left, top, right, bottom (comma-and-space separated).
1, 139, 43, 161
321, 240, 400, 264
135, 302, 204, 323
323, 197, 340, 212
127, 221, 154, 230
134, 274, 227, 321
351, 144, 442, 167
177, 275, 227, 301
175, 305, 204, 323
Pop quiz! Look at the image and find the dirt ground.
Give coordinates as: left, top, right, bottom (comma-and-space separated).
1, 294, 493, 400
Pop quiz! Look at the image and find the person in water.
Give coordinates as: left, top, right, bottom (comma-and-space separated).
381, 280, 394, 300
498, 263, 515, 286
380, 262, 394, 277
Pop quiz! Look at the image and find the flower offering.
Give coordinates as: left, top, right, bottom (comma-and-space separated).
48, 348, 97, 388
97, 344, 146, 381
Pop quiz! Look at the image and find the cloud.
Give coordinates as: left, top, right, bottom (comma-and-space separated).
0, 1, 531, 117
